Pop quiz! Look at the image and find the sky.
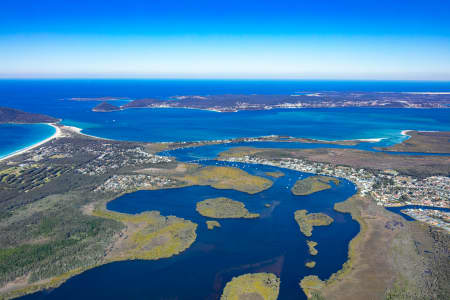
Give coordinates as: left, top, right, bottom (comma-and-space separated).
1, 0, 450, 80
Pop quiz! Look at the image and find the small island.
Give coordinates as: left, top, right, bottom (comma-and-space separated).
307, 240, 318, 255
196, 197, 260, 219
305, 261, 316, 268
92, 102, 121, 112
294, 210, 334, 237
0, 107, 59, 124
265, 171, 285, 178
291, 176, 339, 196
206, 220, 221, 230
220, 272, 280, 300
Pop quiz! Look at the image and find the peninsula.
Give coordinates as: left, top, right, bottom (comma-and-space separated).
0, 107, 59, 124
380, 130, 450, 153
88, 92, 450, 113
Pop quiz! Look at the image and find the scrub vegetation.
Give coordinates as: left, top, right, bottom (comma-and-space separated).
307, 241, 318, 255
182, 166, 273, 194
379, 131, 450, 154
220, 272, 280, 300
92, 209, 197, 261
294, 210, 334, 237
0, 127, 199, 299
299, 275, 325, 299
299, 194, 450, 300
291, 176, 339, 196
264, 171, 284, 178
197, 197, 259, 219
206, 220, 221, 230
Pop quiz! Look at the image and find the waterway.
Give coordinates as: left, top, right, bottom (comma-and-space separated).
22, 159, 359, 300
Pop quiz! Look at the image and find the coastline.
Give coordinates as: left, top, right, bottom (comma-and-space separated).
0, 124, 429, 165
0, 123, 61, 163
60, 125, 111, 140
0, 123, 409, 164
0, 123, 114, 163
401, 129, 412, 136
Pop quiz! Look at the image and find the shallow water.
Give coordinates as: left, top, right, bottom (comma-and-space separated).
0, 123, 55, 159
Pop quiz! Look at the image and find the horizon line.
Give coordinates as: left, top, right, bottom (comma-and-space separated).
1, 77, 450, 82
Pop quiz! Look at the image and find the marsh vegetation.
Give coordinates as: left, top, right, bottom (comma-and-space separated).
291, 176, 339, 196
206, 220, 221, 230
294, 210, 334, 237
196, 197, 259, 219
220, 272, 280, 300
182, 166, 273, 194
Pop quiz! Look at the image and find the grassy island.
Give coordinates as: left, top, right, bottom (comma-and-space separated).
220, 272, 280, 300
197, 197, 259, 219
305, 261, 316, 268
183, 166, 273, 194
291, 176, 339, 196
92, 209, 197, 261
265, 171, 284, 178
307, 240, 318, 255
206, 220, 221, 230
294, 210, 334, 237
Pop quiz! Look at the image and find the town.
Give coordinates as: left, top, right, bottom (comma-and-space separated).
94, 174, 177, 193
221, 154, 450, 232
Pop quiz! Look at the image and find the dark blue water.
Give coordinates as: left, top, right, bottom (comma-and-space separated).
0, 123, 55, 159
22, 160, 359, 300
386, 205, 450, 221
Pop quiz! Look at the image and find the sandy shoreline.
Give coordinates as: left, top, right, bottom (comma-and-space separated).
0, 123, 61, 162
0, 125, 426, 163
0, 124, 111, 163
62, 125, 113, 140
401, 130, 412, 136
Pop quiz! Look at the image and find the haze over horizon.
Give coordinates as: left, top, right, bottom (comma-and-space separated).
1, 0, 450, 80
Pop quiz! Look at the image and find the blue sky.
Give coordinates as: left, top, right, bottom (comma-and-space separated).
1, 0, 449, 79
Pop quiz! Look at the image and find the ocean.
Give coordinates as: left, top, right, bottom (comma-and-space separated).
1, 79, 450, 157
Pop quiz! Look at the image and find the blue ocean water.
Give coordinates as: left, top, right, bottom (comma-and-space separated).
0, 80, 449, 153
22, 161, 359, 300
0, 123, 55, 159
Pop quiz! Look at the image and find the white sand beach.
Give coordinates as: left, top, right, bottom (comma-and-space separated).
0, 123, 61, 162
